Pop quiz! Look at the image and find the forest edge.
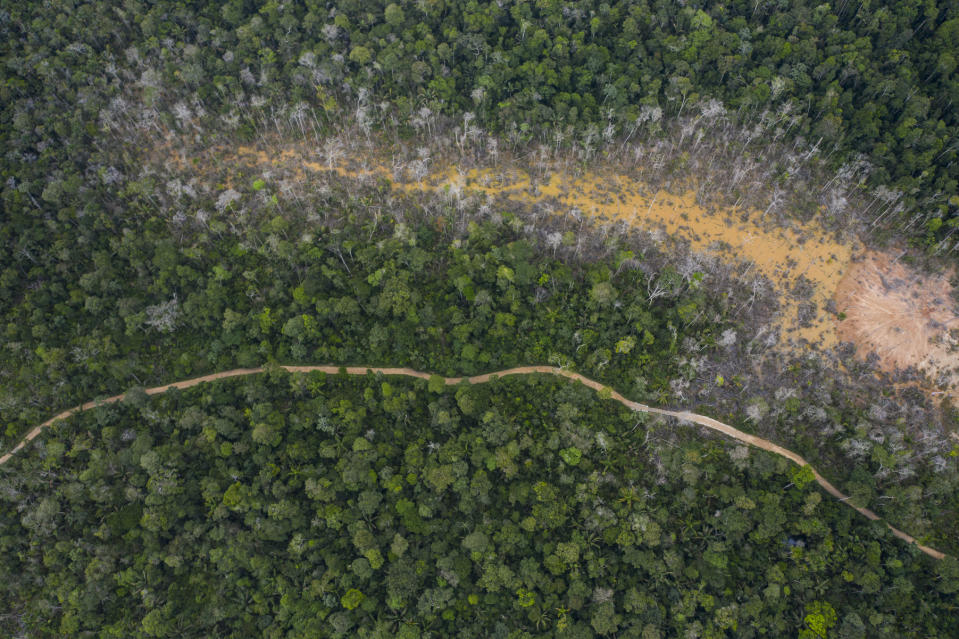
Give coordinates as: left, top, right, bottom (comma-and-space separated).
0, 364, 946, 561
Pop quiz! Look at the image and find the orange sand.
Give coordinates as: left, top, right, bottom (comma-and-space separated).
185, 142, 959, 395
835, 251, 959, 393
232, 145, 857, 350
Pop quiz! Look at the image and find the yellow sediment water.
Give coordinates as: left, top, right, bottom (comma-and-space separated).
234, 145, 857, 350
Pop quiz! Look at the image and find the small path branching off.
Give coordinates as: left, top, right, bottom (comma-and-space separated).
0, 365, 947, 560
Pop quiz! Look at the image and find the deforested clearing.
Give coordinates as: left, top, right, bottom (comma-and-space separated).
209, 142, 859, 353
835, 251, 959, 396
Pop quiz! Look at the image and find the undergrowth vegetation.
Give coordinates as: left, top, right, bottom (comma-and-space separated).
3, 373, 958, 637
2, 1, 959, 636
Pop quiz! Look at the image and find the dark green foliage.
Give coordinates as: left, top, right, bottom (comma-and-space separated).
1, 374, 955, 637
0, 210, 705, 450
1, 200, 957, 553
3, 1, 958, 240
2, 1, 959, 634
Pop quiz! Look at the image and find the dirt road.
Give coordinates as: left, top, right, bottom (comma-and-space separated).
0, 364, 946, 560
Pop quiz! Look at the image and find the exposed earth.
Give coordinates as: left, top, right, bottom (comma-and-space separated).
169, 141, 959, 398
834, 251, 959, 396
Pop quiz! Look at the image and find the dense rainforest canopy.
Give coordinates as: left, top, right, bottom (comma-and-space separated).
2, 0, 958, 237
3, 373, 959, 637
1, 208, 958, 636
2, 1, 959, 637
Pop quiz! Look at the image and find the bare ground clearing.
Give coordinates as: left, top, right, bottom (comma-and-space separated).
221, 143, 856, 348
834, 251, 959, 398
172, 140, 959, 399
162, 140, 959, 401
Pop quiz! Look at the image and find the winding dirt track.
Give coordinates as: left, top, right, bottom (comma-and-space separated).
0, 365, 946, 560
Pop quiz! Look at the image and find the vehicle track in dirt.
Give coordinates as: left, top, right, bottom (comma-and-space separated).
0, 364, 946, 560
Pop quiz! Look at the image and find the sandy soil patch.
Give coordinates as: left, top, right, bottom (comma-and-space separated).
224, 144, 857, 350
176, 143, 959, 399
834, 251, 959, 393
